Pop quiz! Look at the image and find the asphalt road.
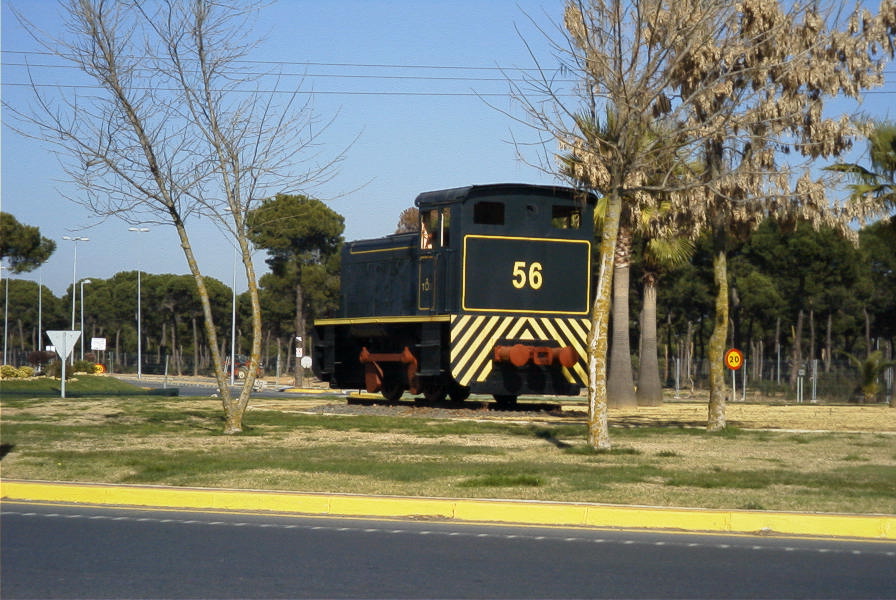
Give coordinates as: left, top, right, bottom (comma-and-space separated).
3, 502, 895, 599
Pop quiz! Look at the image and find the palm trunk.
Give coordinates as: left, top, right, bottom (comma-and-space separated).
707, 228, 729, 431
607, 225, 637, 407
637, 272, 663, 406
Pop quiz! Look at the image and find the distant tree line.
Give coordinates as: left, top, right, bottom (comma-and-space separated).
2, 205, 893, 401
1, 195, 344, 378
644, 217, 895, 399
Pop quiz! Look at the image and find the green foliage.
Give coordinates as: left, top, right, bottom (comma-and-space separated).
72, 360, 97, 374
248, 194, 345, 342
843, 350, 896, 403
827, 120, 896, 213
0, 212, 56, 273
860, 221, 896, 339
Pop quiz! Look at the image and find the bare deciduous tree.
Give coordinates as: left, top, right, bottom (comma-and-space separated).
510, 0, 894, 445
659, 0, 895, 430
6, 0, 343, 433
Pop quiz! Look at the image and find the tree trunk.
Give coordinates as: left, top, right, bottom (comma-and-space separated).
587, 189, 622, 450
775, 317, 781, 385
192, 317, 199, 377
863, 307, 872, 356
636, 272, 663, 406
809, 307, 816, 365
607, 225, 636, 408
790, 310, 804, 386
223, 235, 265, 435
825, 312, 832, 373
294, 280, 306, 387
707, 229, 729, 431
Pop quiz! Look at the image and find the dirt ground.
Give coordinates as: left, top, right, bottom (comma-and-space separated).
250, 394, 896, 433
75, 373, 896, 433
597, 401, 896, 433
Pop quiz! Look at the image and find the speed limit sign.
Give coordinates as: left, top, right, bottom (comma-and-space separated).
724, 348, 744, 370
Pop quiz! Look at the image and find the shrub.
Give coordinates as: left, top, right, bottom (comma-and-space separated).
27, 350, 56, 367
18, 365, 35, 378
45, 360, 74, 380
73, 359, 97, 374
1, 364, 20, 379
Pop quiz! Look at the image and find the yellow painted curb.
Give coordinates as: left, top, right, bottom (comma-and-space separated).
2, 480, 894, 540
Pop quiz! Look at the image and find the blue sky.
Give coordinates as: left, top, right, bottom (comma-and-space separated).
2, 0, 894, 297
2, 0, 565, 295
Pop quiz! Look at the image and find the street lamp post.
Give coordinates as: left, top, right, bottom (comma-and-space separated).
80, 279, 92, 361
62, 236, 89, 364
2, 265, 9, 366
128, 227, 149, 378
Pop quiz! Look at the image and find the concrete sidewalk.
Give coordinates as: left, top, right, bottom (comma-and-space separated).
3, 480, 894, 540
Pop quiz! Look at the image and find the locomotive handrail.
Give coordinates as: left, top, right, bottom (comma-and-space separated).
314, 315, 452, 326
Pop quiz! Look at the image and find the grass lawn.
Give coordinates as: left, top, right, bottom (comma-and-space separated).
2, 376, 895, 515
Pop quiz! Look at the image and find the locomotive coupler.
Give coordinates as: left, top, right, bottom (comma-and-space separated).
359, 346, 420, 394
493, 343, 579, 368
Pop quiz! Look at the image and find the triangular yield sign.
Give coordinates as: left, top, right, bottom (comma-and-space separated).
47, 330, 81, 360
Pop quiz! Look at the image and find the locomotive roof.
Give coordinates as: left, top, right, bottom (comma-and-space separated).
414, 183, 596, 208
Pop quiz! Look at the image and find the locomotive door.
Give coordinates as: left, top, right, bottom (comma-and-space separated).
417, 208, 448, 312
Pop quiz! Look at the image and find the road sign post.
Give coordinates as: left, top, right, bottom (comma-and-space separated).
725, 348, 744, 402
46, 330, 81, 398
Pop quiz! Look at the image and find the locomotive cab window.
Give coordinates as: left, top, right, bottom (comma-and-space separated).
473, 201, 505, 225
420, 209, 437, 249
420, 208, 450, 248
552, 205, 583, 229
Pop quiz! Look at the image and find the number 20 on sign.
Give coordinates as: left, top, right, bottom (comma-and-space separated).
724, 348, 744, 370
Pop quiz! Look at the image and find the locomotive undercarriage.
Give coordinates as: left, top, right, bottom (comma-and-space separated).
314, 321, 468, 403
314, 318, 581, 404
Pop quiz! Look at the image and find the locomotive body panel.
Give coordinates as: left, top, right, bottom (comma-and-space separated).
339, 234, 418, 318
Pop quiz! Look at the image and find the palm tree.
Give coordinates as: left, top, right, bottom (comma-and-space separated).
843, 350, 896, 404
828, 121, 896, 231
562, 109, 644, 410
564, 109, 694, 410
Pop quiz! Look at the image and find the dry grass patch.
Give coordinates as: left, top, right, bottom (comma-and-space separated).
2, 395, 894, 514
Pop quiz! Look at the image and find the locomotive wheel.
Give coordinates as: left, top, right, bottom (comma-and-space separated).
448, 383, 471, 403
422, 385, 448, 404
493, 394, 518, 407
381, 379, 404, 402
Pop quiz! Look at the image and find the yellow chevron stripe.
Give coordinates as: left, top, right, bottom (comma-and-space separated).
450, 315, 482, 362
545, 317, 590, 382
450, 315, 591, 387
454, 316, 496, 382
458, 316, 514, 385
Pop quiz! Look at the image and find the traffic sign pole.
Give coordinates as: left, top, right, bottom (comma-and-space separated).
46, 330, 81, 398
724, 348, 744, 402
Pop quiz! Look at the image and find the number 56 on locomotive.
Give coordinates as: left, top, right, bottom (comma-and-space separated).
312, 183, 596, 404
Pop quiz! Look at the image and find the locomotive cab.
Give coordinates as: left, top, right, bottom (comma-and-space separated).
314, 183, 596, 404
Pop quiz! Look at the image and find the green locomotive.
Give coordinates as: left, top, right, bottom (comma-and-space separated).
313, 183, 596, 404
